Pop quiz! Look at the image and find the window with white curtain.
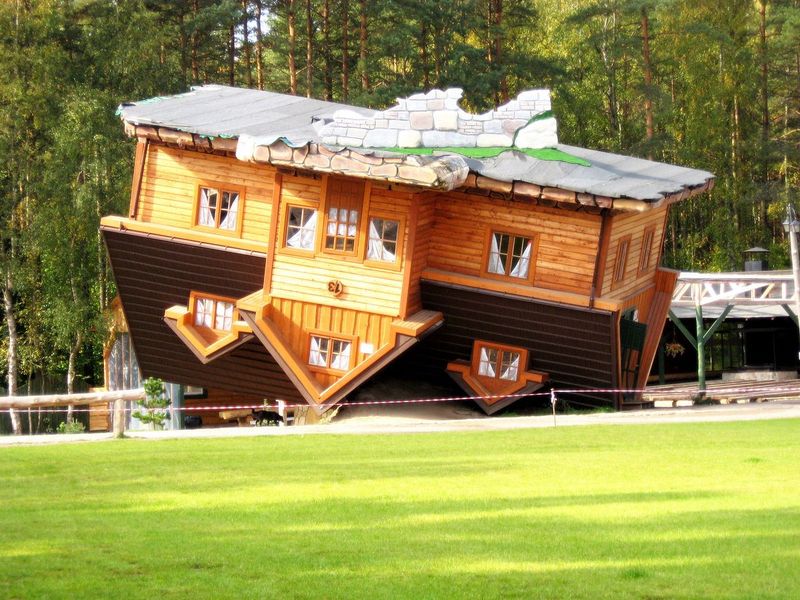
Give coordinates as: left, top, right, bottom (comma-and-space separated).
474, 343, 523, 383
193, 295, 235, 332
323, 178, 363, 254
487, 231, 533, 280
308, 335, 353, 371
366, 217, 399, 263
198, 186, 240, 231
286, 206, 318, 250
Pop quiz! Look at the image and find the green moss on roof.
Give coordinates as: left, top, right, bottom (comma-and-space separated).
376, 145, 591, 167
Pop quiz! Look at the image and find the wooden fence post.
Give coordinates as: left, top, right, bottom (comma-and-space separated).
113, 398, 125, 438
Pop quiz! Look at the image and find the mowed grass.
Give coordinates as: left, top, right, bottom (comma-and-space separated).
1, 420, 799, 599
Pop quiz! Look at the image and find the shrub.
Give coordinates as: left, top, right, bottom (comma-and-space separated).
132, 377, 170, 430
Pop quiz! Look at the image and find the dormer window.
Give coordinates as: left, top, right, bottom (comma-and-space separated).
196, 184, 241, 232
192, 293, 235, 332
475, 343, 523, 383
308, 333, 354, 372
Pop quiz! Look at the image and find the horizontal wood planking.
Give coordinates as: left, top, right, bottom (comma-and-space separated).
136, 144, 274, 245
427, 192, 601, 295
602, 206, 668, 298
102, 228, 304, 402
267, 297, 394, 389
399, 281, 618, 401
270, 176, 413, 315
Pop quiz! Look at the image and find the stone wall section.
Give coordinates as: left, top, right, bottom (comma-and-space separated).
317, 88, 559, 149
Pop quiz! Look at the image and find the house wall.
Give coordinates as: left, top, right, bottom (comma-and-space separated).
269, 175, 415, 317
136, 144, 274, 247
601, 205, 668, 298
427, 191, 602, 296
102, 227, 304, 402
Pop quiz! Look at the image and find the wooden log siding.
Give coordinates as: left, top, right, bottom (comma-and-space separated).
413, 280, 618, 400
136, 144, 274, 246
102, 228, 304, 402
601, 206, 668, 298
402, 194, 435, 317
269, 175, 414, 315
427, 192, 602, 296
266, 297, 395, 389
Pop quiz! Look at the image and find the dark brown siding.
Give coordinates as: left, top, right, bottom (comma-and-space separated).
416, 280, 618, 400
102, 228, 304, 402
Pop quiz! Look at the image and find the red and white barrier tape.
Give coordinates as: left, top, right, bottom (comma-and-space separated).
3, 382, 800, 416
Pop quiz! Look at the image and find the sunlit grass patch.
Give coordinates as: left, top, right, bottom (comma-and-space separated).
1, 419, 798, 599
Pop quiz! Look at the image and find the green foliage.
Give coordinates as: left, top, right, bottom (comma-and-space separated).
132, 377, 170, 430
56, 420, 86, 434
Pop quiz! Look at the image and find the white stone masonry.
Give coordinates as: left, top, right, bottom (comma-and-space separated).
317, 88, 558, 149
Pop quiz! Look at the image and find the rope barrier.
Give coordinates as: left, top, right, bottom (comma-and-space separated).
3, 381, 800, 417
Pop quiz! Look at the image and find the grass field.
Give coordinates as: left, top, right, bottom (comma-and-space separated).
1, 420, 799, 599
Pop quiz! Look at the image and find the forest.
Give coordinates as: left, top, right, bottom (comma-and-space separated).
0, 0, 798, 394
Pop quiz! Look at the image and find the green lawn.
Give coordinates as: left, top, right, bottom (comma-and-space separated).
1, 420, 799, 599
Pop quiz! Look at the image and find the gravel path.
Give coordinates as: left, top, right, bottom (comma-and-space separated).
2, 398, 799, 446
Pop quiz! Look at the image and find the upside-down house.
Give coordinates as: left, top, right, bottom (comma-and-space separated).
101, 85, 714, 416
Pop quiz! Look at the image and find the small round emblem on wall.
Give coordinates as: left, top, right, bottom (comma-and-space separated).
327, 280, 344, 297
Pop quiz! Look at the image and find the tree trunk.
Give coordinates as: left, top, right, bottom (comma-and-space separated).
228, 22, 236, 86
191, 0, 199, 82
420, 21, 430, 90
242, 0, 253, 87
288, 0, 298, 94
306, 0, 313, 97
66, 332, 82, 423
322, 0, 332, 100
493, 0, 508, 103
758, 0, 769, 234
640, 7, 654, 159
254, 0, 265, 89
359, 0, 369, 92
4, 271, 21, 435
341, 0, 349, 102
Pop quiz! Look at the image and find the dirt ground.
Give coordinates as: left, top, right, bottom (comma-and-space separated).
2, 396, 799, 446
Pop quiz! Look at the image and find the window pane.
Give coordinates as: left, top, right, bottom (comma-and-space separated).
478, 347, 498, 377
215, 301, 234, 331
367, 217, 400, 263
194, 298, 213, 328
500, 351, 520, 381
219, 191, 239, 231
330, 340, 352, 370
199, 187, 218, 227
509, 236, 532, 279
309, 336, 329, 367
488, 232, 509, 275
287, 207, 317, 250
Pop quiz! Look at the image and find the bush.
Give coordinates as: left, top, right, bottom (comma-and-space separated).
57, 420, 86, 434
132, 377, 170, 430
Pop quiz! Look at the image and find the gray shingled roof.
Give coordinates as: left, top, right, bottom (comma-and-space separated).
119, 85, 714, 202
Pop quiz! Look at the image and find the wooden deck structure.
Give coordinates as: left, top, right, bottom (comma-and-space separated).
668, 270, 799, 392
644, 378, 800, 407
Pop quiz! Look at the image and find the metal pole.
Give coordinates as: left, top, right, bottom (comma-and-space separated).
694, 283, 706, 395
788, 205, 800, 362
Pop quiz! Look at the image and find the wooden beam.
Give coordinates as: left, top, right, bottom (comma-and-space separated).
0, 389, 145, 409
128, 139, 148, 218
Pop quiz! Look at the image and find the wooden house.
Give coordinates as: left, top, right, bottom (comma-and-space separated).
101, 85, 713, 416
